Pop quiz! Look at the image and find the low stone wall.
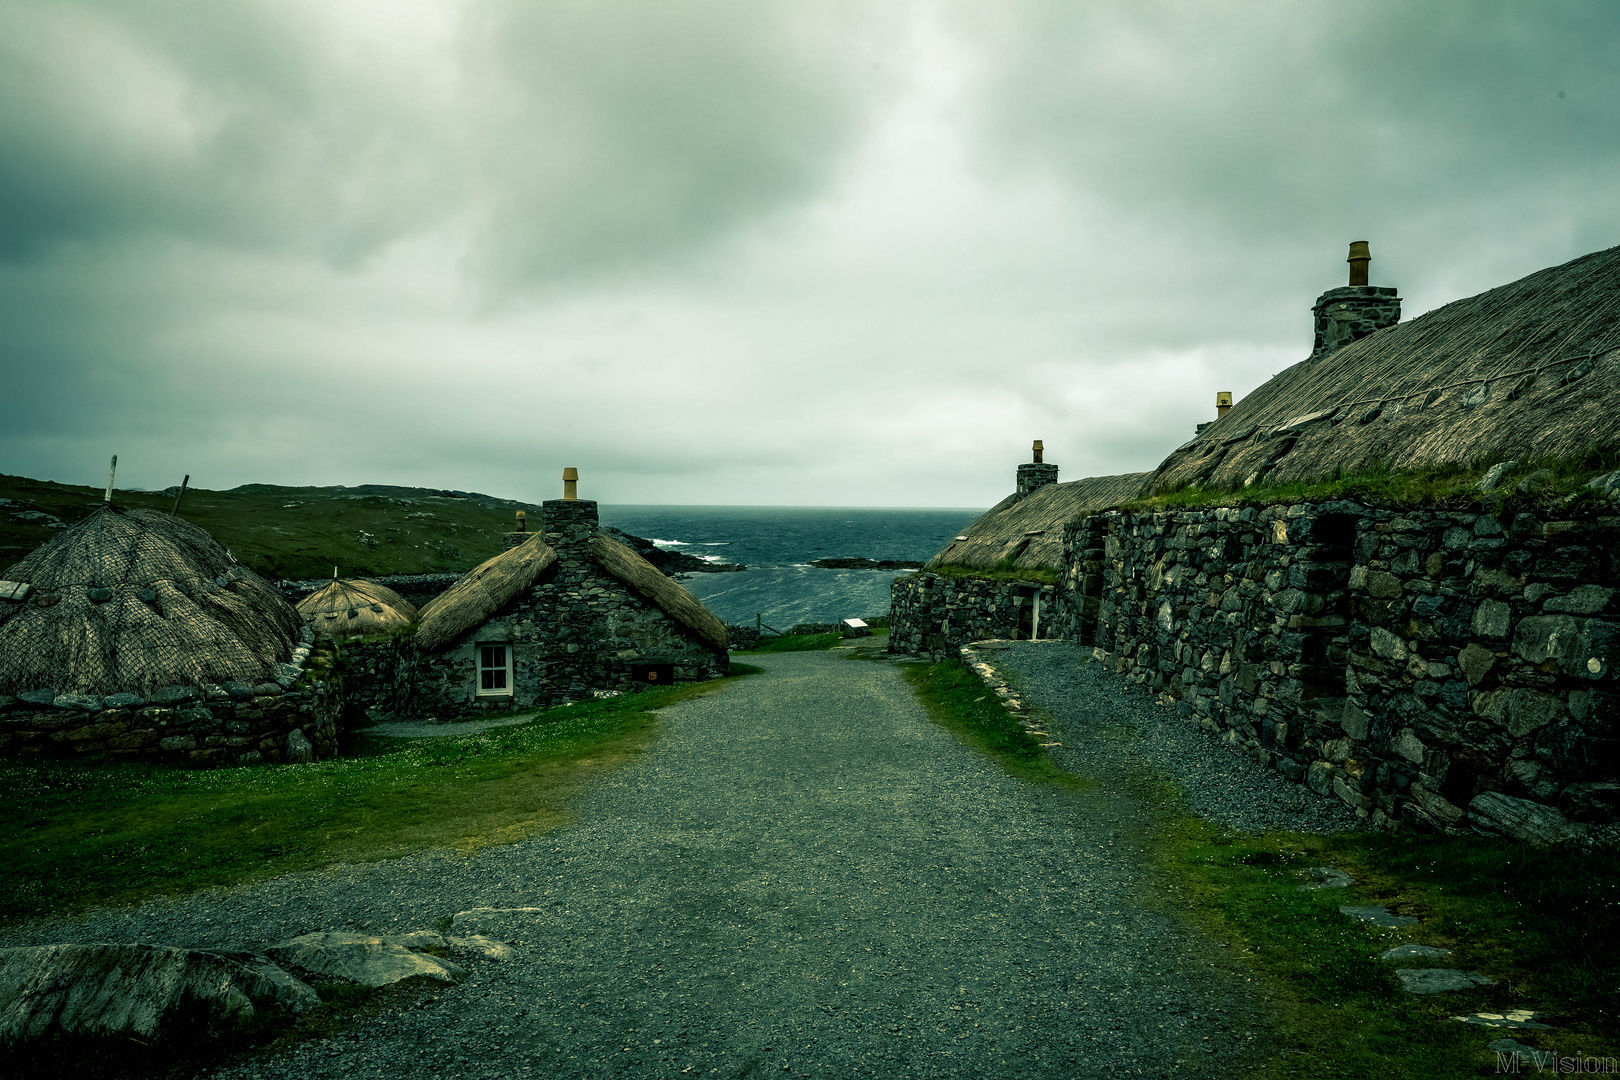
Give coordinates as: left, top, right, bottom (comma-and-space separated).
1055, 500, 1619, 837
889, 574, 1056, 660
0, 627, 342, 765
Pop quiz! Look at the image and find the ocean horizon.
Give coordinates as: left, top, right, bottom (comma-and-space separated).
596, 504, 985, 629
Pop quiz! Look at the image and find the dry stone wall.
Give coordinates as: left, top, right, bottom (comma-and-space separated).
1051, 501, 1619, 839
0, 625, 342, 765
889, 575, 1056, 660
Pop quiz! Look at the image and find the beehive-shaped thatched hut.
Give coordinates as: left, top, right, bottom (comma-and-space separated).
0, 504, 302, 697
1151, 241, 1620, 494
297, 578, 419, 640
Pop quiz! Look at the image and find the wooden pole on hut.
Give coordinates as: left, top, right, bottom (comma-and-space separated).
170, 474, 190, 515
103, 455, 117, 504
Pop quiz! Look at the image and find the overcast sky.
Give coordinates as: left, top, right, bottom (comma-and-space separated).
3, 1, 1617, 507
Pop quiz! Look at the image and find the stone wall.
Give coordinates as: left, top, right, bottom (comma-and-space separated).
888, 574, 1057, 660
0, 625, 342, 765
1052, 501, 1620, 837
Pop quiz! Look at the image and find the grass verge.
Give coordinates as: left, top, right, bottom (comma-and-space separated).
0, 674, 747, 925
902, 656, 1619, 1077
737, 632, 843, 654
898, 659, 1084, 790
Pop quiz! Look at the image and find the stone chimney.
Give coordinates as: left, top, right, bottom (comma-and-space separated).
543, 467, 598, 558
1016, 441, 1058, 495
1311, 241, 1401, 360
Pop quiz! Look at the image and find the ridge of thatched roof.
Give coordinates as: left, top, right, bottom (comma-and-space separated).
0, 504, 301, 696
924, 473, 1152, 572
588, 535, 729, 653
297, 579, 418, 639
414, 537, 557, 653
1151, 242, 1620, 494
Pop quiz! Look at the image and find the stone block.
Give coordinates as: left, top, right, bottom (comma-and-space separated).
1410, 783, 1466, 825
1467, 790, 1584, 844
1457, 643, 1496, 686
1472, 600, 1514, 639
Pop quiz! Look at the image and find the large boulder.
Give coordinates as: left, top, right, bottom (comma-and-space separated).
265, 932, 466, 988
1467, 791, 1587, 845
0, 943, 318, 1046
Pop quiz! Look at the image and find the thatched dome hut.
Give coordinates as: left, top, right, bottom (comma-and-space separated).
297, 578, 418, 639
0, 505, 302, 697
1151, 242, 1620, 494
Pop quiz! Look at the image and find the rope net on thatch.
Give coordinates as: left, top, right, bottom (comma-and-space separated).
414, 536, 557, 653
924, 472, 1152, 573
589, 535, 729, 653
0, 504, 301, 697
296, 579, 418, 639
1152, 242, 1620, 494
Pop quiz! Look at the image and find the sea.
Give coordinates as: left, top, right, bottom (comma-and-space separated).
597, 506, 985, 630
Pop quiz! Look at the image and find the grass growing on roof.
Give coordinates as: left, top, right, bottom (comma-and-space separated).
915, 561, 1058, 585
1129, 449, 1620, 513
0, 674, 746, 923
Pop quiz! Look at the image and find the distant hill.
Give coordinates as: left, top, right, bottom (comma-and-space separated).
0, 474, 543, 580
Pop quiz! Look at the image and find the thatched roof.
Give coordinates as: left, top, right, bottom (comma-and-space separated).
1151, 242, 1620, 494
924, 473, 1152, 572
588, 535, 729, 653
296, 579, 418, 639
414, 536, 557, 653
0, 504, 301, 696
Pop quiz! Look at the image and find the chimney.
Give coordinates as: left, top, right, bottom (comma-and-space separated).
1016, 440, 1059, 495
1311, 241, 1401, 360
502, 509, 531, 551
1216, 391, 1233, 419
543, 467, 598, 557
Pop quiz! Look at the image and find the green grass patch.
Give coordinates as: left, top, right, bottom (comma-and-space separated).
737, 632, 843, 654
0, 675, 744, 924
1130, 448, 1620, 513
1154, 819, 1620, 1078
913, 562, 1058, 586
898, 659, 1083, 789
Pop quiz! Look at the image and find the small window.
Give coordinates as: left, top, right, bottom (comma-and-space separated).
477, 643, 512, 696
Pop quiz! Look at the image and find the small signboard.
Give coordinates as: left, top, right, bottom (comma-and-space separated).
631, 663, 675, 685
841, 618, 871, 639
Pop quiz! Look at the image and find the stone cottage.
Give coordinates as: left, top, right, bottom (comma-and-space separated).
887, 442, 1149, 658
384, 482, 729, 719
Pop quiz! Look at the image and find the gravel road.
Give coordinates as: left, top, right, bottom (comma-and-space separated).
6, 648, 1278, 1078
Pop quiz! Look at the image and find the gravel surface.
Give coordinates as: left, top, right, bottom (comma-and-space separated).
990, 641, 1361, 836
5, 649, 1273, 1078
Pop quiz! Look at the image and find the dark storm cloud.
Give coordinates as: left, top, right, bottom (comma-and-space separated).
1, 2, 1617, 506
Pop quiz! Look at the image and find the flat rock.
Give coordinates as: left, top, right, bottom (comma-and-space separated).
1340, 905, 1419, 927
1452, 1010, 1552, 1030
1380, 943, 1452, 961
266, 932, 466, 988
1468, 791, 1586, 845
1396, 968, 1495, 994
0, 943, 318, 1044
382, 931, 515, 961
1298, 866, 1353, 891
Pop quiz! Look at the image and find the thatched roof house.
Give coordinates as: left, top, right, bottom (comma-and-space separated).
1151, 241, 1620, 494
925, 466, 1150, 575
0, 505, 301, 697
384, 485, 728, 718
297, 578, 419, 639
415, 536, 558, 653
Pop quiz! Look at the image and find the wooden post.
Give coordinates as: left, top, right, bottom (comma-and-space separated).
170, 474, 190, 515
103, 455, 117, 504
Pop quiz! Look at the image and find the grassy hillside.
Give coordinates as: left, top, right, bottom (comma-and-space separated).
0, 474, 544, 580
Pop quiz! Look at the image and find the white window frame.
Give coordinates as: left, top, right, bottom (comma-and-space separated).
476, 642, 513, 697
